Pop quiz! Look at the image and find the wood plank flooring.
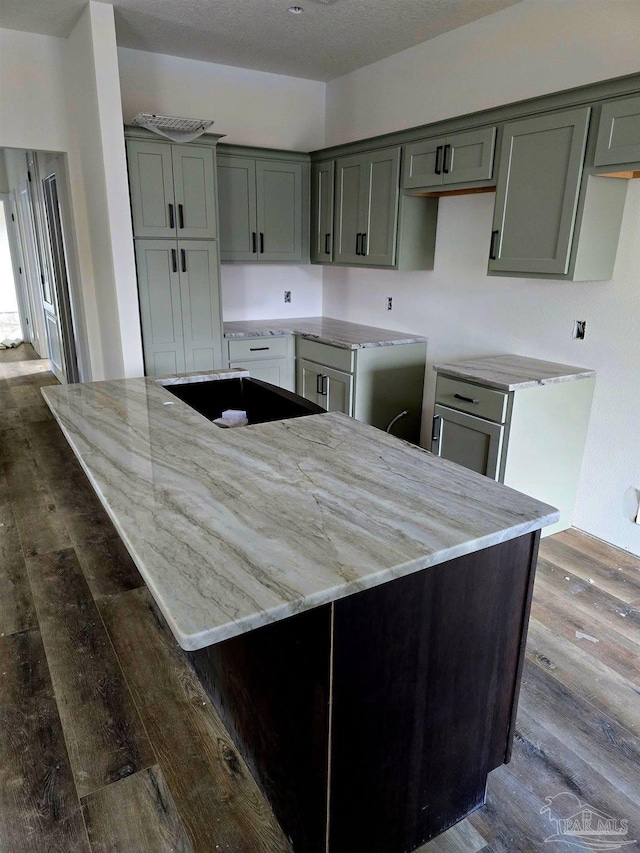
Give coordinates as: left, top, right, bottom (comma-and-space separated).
1, 344, 639, 853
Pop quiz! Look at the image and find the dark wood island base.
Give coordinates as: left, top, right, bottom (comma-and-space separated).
189, 531, 540, 852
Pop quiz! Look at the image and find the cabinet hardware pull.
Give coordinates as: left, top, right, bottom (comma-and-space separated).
435, 145, 443, 175
178, 204, 184, 229
171, 248, 177, 273
325, 233, 331, 255
355, 233, 361, 255
431, 415, 441, 442
260, 232, 264, 254
361, 233, 367, 256
249, 347, 269, 352
321, 375, 328, 396
180, 248, 186, 272
316, 374, 322, 395
252, 232, 257, 254
168, 203, 175, 230
442, 144, 451, 174
489, 229, 499, 260
454, 393, 479, 404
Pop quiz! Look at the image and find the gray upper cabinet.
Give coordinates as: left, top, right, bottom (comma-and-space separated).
217, 151, 308, 263
334, 147, 400, 267
127, 140, 217, 240
135, 239, 222, 375
217, 156, 258, 261
488, 108, 590, 276
403, 127, 496, 191
594, 95, 640, 167
310, 161, 335, 263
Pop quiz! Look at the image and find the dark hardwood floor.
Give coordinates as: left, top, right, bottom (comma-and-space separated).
1, 344, 639, 853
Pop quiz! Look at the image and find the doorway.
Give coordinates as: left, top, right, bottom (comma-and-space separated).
2, 148, 81, 382
0, 196, 23, 347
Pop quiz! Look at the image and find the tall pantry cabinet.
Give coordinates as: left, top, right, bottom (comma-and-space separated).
126, 131, 225, 376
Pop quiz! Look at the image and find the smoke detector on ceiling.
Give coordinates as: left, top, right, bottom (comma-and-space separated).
132, 113, 214, 143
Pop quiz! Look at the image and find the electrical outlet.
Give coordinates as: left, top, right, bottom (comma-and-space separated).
284, 291, 291, 303
573, 320, 586, 340
387, 297, 393, 311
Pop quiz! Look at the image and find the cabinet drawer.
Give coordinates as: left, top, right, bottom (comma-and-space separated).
228, 336, 291, 361
595, 95, 640, 166
435, 376, 509, 423
297, 338, 354, 373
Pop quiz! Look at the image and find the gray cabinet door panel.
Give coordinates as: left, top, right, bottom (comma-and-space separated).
127, 141, 176, 238
171, 146, 218, 239
443, 127, 496, 185
489, 108, 590, 275
595, 95, 640, 166
324, 365, 353, 415
403, 137, 445, 189
311, 161, 335, 263
179, 241, 223, 372
135, 240, 186, 376
217, 156, 258, 261
256, 160, 303, 262
432, 404, 504, 481
363, 147, 400, 266
334, 154, 366, 264
297, 359, 322, 407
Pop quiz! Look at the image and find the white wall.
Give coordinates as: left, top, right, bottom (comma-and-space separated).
323, 0, 640, 555
119, 47, 325, 322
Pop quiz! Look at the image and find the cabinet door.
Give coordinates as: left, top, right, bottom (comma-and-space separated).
402, 137, 446, 190
256, 160, 304, 262
334, 153, 367, 265
135, 240, 185, 376
594, 95, 640, 166
178, 241, 223, 372
311, 161, 335, 263
362, 147, 400, 267
127, 141, 176, 238
432, 404, 504, 481
322, 365, 353, 415
171, 145, 218, 239
489, 108, 590, 276
217, 156, 258, 261
297, 359, 322, 406
443, 128, 496, 186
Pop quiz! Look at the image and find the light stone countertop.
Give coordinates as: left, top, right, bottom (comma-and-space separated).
434, 354, 596, 391
42, 377, 558, 651
223, 316, 428, 349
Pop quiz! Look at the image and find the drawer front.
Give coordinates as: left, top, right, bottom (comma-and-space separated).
229, 358, 295, 392
297, 338, 354, 373
228, 336, 291, 361
435, 375, 509, 423
595, 95, 640, 166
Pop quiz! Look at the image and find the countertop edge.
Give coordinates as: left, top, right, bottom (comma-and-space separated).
433, 364, 596, 391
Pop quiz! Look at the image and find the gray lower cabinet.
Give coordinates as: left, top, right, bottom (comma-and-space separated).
297, 337, 427, 444
217, 151, 308, 263
431, 372, 595, 536
227, 335, 295, 391
310, 161, 335, 263
126, 140, 218, 240
334, 147, 400, 267
488, 107, 591, 276
402, 127, 496, 191
594, 94, 640, 167
135, 240, 223, 376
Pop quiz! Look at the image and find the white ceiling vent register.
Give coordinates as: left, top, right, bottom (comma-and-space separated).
132, 113, 214, 143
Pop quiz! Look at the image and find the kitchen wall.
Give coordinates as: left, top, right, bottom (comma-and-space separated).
323, 0, 640, 555
118, 47, 325, 322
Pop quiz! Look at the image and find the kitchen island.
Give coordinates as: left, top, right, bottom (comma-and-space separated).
42, 373, 557, 853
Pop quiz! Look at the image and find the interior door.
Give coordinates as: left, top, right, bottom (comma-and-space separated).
40, 155, 79, 383
217, 155, 258, 261
172, 145, 218, 239
178, 240, 223, 372
8, 193, 37, 349
16, 181, 47, 359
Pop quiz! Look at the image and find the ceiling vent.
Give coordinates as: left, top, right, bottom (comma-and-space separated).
132, 113, 214, 143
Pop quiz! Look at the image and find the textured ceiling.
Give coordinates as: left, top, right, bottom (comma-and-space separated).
0, 0, 522, 81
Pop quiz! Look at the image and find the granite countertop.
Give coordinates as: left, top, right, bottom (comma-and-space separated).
434, 354, 596, 391
223, 316, 428, 349
42, 378, 557, 651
